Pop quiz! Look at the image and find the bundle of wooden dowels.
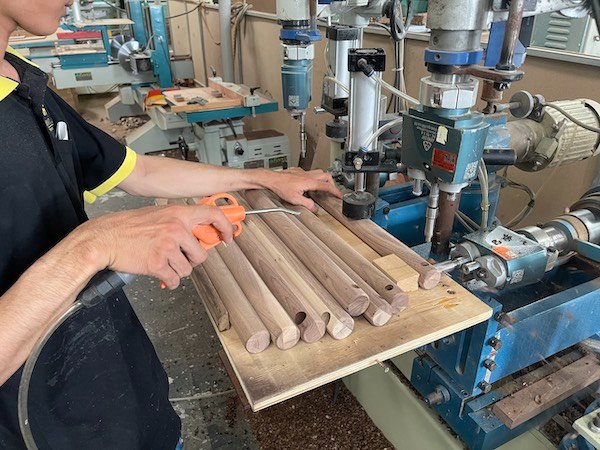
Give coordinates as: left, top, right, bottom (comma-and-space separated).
189, 190, 442, 354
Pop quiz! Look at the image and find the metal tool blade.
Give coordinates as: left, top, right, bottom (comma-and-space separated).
246, 208, 301, 216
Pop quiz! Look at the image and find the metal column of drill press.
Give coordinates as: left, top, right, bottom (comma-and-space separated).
342, 48, 385, 219
401, 0, 492, 252
277, 0, 321, 159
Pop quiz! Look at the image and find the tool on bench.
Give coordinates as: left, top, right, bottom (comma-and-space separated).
187, 96, 208, 106
159, 193, 301, 289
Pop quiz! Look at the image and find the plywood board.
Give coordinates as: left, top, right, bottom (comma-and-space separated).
164, 87, 242, 113
199, 208, 492, 411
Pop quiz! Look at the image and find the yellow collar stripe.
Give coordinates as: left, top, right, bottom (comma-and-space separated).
6, 46, 40, 68
0, 46, 41, 102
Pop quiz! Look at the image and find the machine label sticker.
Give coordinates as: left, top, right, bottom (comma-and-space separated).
464, 161, 479, 179
415, 122, 437, 152
510, 269, 525, 284
436, 126, 448, 145
492, 246, 518, 260
432, 148, 457, 172
75, 72, 93, 81
288, 95, 300, 107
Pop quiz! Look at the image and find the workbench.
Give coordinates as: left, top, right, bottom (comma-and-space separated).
200, 206, 493, 411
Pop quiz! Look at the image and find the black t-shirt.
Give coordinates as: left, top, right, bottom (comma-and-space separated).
0, 48, 181, 449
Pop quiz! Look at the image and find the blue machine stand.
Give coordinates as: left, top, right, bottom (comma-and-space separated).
372, 181, 600, 449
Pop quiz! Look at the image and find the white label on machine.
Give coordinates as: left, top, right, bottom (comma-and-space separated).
511, 269, 525, 284
288, 95, 300, 107
465, 161, 478, 179
436, 126, 448, 145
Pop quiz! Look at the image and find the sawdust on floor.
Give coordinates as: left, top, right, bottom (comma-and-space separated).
241, 383, 393, 450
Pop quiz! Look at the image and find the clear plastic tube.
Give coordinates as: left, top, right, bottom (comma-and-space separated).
374, 76, 420, 107
323, 76, 349, 93
478, 159, 489, 230
363, 116, 403, 148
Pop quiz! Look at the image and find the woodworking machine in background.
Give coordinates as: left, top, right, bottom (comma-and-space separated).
306, 0, 600, 448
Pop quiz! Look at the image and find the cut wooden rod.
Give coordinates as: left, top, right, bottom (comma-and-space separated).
190, 266, 230, 332
221, 205, 327, 343
202, 249, 271, 354
271, 195, 408, 313
244, 190, 369, 316
216, 241, 300, 350
312, 193, 442, 289
234, 193, 353, 340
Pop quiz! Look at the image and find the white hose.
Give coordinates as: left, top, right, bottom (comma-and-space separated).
323, 76, 349, 94
363, 116, 403, 148
374, 76, 420, 107
478, 159, 490, 230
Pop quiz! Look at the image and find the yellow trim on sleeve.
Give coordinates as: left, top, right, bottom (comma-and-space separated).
84, 147, 138, 203
6, 46, 40, 68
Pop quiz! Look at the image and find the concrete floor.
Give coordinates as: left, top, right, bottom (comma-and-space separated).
87, 192, 259, 449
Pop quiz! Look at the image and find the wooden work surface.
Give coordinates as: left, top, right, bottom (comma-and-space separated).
164, 86, 273, 113
202, 208, 493, 412
74, 18, 134, 27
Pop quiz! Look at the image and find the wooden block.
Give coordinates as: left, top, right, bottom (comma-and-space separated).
373, 254, 420, 293
208, 78, 247, 102
492, 354, 600, 429
313, 193, 441, 289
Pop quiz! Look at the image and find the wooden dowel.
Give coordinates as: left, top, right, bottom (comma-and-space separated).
244, 190, 369, 316
245, 214, 353, 340
271, 196, 408, 313
190, 266, 230, 332
312, 193, 442, 290
226, 211, 327, 343
234, 194, 354, 340
291, 215, 395, 325
216, 241, 300, 350
202, 250, 271, 354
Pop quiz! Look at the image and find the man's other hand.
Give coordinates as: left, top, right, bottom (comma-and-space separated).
268, 168, 342, 213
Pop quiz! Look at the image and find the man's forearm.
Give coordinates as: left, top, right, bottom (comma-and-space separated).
119, 155, 277, 198
0, 230, 103, 385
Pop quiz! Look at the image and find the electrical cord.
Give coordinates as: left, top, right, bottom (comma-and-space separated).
18, 271, 136, 450
543, 102, 600, 135
98, 0, 127, 13
165, 3, 202, 20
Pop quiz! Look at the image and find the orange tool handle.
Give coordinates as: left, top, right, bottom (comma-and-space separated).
192, 193, 245, 250
160, 193, 246, 288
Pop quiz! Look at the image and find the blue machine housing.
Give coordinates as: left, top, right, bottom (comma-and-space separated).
375, 179, 600, 448
401, 107, 490, 185
281, 59, 313, 111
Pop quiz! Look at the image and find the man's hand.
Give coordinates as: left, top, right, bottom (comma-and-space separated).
78, 205, 234, 289
266, 169, 342, 212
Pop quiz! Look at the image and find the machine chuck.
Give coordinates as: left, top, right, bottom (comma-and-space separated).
342, 191, 376, 219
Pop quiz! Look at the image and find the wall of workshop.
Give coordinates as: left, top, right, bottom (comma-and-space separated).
168, 4, 600, 226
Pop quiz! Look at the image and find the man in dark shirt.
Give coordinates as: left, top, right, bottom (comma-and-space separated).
0, 1, 341, 448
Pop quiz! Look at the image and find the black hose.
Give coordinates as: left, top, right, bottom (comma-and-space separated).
482, 149, 517, 166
